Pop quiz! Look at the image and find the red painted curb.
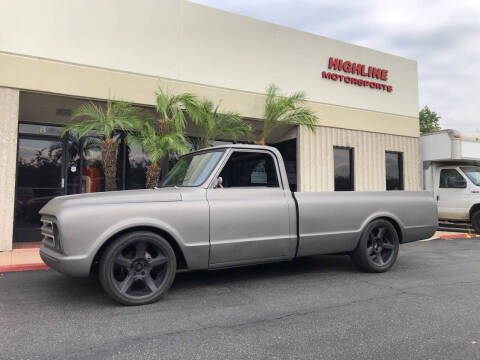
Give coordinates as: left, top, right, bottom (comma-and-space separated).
0, 263, 50, 273
439, 234, 479, 239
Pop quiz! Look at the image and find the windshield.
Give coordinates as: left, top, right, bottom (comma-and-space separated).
159, 151, 224, 187
461, 167, 480, 186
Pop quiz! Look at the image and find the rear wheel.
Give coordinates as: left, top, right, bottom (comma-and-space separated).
351, 219, 399, 273
472, 210, 480, 234
99, 231, 176, 305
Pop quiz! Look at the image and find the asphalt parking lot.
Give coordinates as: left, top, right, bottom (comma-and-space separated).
1, 238, 480, 360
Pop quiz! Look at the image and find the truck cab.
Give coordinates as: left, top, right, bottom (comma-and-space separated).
422, 130, 480, 233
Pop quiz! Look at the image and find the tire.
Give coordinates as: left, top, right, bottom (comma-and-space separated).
99, 231, 177, 306
350, 219, 399, 273
472, 210, 480, 234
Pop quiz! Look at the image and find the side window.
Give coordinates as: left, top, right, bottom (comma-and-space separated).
334, 146, 354, 191
219, 151, 279, 188
439, 169, 466, 188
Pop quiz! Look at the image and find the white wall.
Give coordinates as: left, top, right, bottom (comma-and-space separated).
0, 0, 418, 118
0, 87, 19, 251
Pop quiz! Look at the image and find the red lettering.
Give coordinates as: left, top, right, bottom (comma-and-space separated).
361, 65, 368, 77
328, 57, 339, 70
375, 83, 382, 89
372, 67, 382, 79
368, 66, 373, 77
344, 76, 351, 83
358, 79, 364, 86
351, 78, 357, 85
382, 84, 386, 90
370, 82, 376, 89
322, 71, 332, 79
338, 75, 344, 82
387, 85, 393, 92
343, 61, 352, 73
381, 70, 388, 81
331, 74, 338, 81
352, 63, 361, 76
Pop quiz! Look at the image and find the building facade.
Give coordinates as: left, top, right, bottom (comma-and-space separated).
0, 0, 420, 251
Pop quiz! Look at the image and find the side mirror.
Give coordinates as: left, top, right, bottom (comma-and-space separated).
215, 176, 223, 188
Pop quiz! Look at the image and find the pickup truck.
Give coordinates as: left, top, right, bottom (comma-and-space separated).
40, 144, 438, 305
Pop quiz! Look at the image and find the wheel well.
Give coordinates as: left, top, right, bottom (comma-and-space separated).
90, 226, 188, 275
371, 217, 404, 243
470, 204, 480, 219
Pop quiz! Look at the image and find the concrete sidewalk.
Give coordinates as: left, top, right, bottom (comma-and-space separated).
0, 231, 478, 273
0, 242, 49, 272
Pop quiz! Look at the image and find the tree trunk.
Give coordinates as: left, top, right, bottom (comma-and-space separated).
101, 138, 118, 191
146, 163, 161, 189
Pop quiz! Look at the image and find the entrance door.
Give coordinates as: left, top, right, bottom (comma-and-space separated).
437, 168, 471, 220
14, 136, 65, 242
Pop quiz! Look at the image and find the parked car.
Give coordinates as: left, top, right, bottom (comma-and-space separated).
40, 145, 438, 305
422, 130, 480, 233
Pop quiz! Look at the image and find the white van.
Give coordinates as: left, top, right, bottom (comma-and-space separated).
421, 130, 480, 233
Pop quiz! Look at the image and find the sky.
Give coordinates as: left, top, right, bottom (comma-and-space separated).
192, 0, 480, 131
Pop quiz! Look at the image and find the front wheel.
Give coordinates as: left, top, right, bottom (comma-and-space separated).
99, 231, 177, 305
350, 219, 399, 273
472, 210, 480, 234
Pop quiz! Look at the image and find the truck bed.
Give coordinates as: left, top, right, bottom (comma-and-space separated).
293, 191, 438, 257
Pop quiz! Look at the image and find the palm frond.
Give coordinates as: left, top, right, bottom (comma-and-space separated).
261, 83, 318, 143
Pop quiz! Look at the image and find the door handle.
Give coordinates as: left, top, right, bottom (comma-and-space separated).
436, 195, 439, 201
473, 190, 479, 194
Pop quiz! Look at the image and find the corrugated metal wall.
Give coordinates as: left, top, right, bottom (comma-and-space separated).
298, 126, 421, 192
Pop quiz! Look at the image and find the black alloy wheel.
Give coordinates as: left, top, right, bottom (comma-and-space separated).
472, 210, 480, 235
99, 231, 176, 305
351, 219, 399, 273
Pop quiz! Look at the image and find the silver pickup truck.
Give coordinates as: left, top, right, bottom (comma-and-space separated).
40, 144, 437, 305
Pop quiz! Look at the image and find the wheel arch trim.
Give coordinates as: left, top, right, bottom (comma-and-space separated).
89, 218, 190, 274
358, 212, 405, 245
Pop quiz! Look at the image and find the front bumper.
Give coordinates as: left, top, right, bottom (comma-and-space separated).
39, 245, 91, 277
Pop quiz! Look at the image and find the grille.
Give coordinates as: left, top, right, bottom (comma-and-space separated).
41, 218, 59, 251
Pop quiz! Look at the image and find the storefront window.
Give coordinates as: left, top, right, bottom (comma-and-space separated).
14, 137, 64, 242
81, 134, 122, 192
334, 147, 354, 191
386, 151, 404, 190
125, 142, 151, 190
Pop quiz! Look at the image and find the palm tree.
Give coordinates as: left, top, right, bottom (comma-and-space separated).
188, 98, 252, 148
64, 100, 141, 191
258, 83, 318, 145
154, 87, 197, 133
127, 121, 190, 188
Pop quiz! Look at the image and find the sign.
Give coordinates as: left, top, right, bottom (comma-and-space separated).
322, 57, 393, 93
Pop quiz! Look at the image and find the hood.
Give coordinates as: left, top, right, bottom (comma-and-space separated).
39, 187, 182, 216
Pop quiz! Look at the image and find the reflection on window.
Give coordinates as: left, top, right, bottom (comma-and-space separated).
461, 167, 480, 186
80, 134, 122, 193
160, 151, 224, 187
439, 169, 466, 188
219, 152, 279, 188
125, 142, 151, 190
386, 151, 404, 190
334, 147, 354, 191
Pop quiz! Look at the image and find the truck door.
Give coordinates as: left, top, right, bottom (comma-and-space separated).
437, 168, 471, 220
206, 150, 296, 267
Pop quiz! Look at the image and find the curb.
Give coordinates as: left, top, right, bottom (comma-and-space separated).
438, 233, 479, 240
0, 263, 50, 273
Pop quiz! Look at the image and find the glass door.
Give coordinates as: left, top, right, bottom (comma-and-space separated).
14, 136, 64, 242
